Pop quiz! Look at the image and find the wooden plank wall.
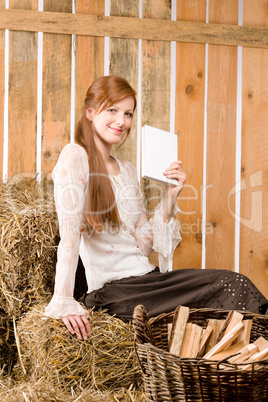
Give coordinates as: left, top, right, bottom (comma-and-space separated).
174, 0, 206, 269
8, 0, 37, 177
240, 0, 268, 297
41, 0, 72, 174
206, 0, 238, 271
0, 0, 4, 179
0, 0, 267, 298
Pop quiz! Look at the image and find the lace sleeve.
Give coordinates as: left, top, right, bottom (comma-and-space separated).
151, 201, 182, 272
44, 144, 89, 319
128, 163, 182, 272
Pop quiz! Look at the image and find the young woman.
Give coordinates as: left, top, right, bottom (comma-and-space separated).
45, 76, 267, 340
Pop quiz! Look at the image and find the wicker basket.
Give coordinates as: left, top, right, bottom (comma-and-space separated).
133, 305, 268, 402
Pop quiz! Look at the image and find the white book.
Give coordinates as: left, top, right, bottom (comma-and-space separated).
142, 125, 178, 186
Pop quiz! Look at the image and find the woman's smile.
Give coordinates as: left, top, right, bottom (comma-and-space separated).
109, 126, 124, 134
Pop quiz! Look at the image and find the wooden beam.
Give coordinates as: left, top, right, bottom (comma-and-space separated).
0, 9, 267, 48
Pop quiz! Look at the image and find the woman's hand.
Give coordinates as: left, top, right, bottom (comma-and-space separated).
62, 314, 91, 340
163, 161, 186, 198
161, 161, 186, 222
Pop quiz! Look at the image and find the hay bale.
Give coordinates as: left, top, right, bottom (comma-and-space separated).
0, 376, 147, 401
14, 304, 144, 396
0, 309, 16, 377
0, 177, 59, 317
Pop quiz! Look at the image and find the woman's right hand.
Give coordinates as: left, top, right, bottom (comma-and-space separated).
62, 314, 91, 340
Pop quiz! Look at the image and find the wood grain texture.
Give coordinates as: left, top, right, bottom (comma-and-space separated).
1, 9, 268, 48
240, 0, 268, 298
205, 0, 238, 270
141, 0, 171, 267
0, 0, 5, 178
75, 0, 104, 127
173, 0, 206, 270
109, 0, 139, 166
8, 0, 38, 177
41, 0, 72, 175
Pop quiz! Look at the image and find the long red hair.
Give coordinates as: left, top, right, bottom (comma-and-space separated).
75, 76, 137, 232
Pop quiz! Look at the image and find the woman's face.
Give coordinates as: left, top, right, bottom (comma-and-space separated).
87, 96, 135, 149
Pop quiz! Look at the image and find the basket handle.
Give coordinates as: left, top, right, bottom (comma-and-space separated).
133, 304, 155, 345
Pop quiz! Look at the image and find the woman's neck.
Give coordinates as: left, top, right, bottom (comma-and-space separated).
97, 144, 120, 176
93, 136, 121, 175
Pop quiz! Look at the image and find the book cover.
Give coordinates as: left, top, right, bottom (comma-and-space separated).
142, 125, 178, 186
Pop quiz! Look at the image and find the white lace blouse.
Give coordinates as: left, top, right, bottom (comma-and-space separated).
44, 143, 182, 319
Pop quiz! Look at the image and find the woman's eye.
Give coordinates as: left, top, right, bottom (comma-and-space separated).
108, 109, 116, 113
125, 112, 133, 118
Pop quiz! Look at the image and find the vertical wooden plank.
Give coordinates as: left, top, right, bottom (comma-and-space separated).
205, 0, 238, 270
240, 0, 268, 298
110, 0, 139, 166
42, 0, 72, 175
173, 0, 206, 270
142, 0, 171, 266
142, 1, 170, 131
0, 0, 5, 178
8, 0, 38, 177
75, 0, 105, 126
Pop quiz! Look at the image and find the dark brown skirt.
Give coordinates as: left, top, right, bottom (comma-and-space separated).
83, 267, 268, 321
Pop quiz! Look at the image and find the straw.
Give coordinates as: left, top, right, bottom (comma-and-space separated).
0, 309, 16, 377
0, 376, 147, 401
13, 304, 144, 396
0, 177, 59, 318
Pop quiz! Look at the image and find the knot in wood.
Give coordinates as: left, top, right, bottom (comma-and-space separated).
196, 233, 202, 243
43, 150, 52, 160
185, 84, 194, 95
